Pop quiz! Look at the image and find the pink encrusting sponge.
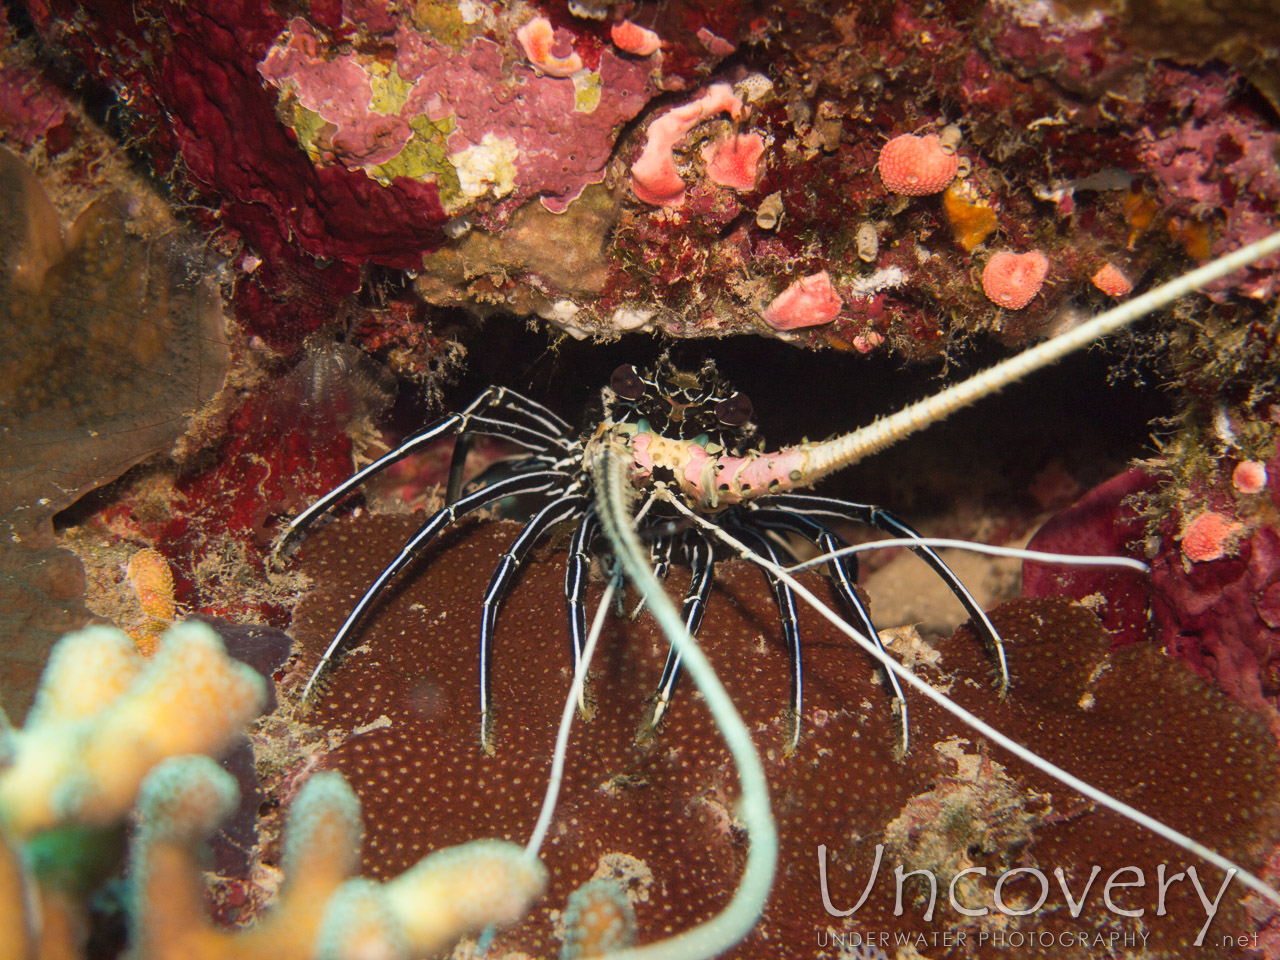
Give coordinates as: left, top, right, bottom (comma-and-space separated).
610, 20, 661, 56
516, 17, 583, 77
1180, 510, 1244, 563
703, 132, 765, 192
630, 84, 743, 207
877, 133, 959, 196
1091, 262, 1133, 298
761, 271, 843, 330
982, 250, 1050, 309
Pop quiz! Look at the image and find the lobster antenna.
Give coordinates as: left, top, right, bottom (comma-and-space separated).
527, 494, 662, 859
589, 437, 778, 960
526, 570, 618, 859
789, 537, 1151, 574
663, 489, 1280, 921
795, 230, 1280, 486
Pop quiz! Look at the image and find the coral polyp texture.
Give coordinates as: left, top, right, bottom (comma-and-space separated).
289, 517, 1280, 958
1089, 262, 1133, 298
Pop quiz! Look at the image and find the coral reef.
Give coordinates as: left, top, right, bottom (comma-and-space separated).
1025, 272, 1280, 743
3, 1, 1280, 958
127, 757, 542, 960
1027, 439, 1280, 744
288, 516, 1280, 958
0, 622, 543, 959
11, 0, 1271, 351
0, 145, 230, 720
0, 145, 230, 539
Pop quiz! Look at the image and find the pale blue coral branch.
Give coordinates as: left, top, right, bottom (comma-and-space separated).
591, 439, 777, 960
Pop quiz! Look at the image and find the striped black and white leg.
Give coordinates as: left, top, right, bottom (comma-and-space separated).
762, 493, 1009, 692
298, 470, 574, 704
727, 524, 805, 754
628, 530, 675, 622
749, 508, 910, 752
274, 395, 573, 564
479, 490, 589, 752
642, 533, 716, 737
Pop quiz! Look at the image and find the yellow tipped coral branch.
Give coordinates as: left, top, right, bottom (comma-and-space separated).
0, 622, 267, 839
129, 756, 546, 960
0, 624, 549, 960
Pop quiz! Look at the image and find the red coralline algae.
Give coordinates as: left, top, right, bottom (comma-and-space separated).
1091, 262, 1133, 297
630, 83, 743, 207
1025, 458, 1280, 738
981, 250, 1049, 309
18, 0, 1274, 356
1234, 460, 1269, 494
258, 17, 656, 218
877, 133, 959, 196
23, 0, 660, 291
702, 132, 765, 192
0, 19, 76, 153
516, 17, 584, 78
1134, 72, 1280, 299
1181, 510, 1245, 563
761, 271, 843, 330
610, 20, 661, 57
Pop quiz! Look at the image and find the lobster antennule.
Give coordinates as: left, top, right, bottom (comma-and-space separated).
741, 229, 1280, 495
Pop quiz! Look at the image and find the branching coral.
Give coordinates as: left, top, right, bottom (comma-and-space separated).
0, 622, 266, 839
128, 757, 543, 959
0, 620, 546, 959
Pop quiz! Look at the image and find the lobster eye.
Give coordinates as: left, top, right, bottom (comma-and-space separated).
610, 364, 645, 400
715, 392, 753, 426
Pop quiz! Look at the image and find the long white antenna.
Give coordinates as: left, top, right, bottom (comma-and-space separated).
663, 489, 1280, 921
589, 440, 778, 960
